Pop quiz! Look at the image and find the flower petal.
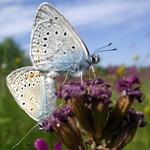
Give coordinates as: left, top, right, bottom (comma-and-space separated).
54, 141, 62, 150
34, 138, 49, 150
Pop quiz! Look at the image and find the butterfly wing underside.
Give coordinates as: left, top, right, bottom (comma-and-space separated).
30, 2, 89, 72
6, 67, 56, 122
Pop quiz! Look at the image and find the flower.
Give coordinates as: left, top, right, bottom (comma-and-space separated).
54, 141, 62, 150
105, 108, 147, 149
103, 76, 145, 141
116, 65, 126, 75
34, 138, 62, 150
15, 57, 21, 63
144, 105, 150, 115
57, 79, 112, 144
34, 138, 49, 150
118, 75, 144, 102
41, 105, 86, 150
39, 77, 146, 150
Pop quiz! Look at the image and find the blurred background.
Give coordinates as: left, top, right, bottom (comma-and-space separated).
0, 0, 150, 149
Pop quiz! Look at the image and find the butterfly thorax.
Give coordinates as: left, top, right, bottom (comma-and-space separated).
69, 55, 100, 77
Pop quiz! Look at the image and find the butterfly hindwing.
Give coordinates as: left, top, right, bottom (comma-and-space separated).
6, 66, 56, 122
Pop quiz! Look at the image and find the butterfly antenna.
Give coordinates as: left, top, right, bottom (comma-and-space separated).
13, 124, 38, 149
93, 42, 117, 54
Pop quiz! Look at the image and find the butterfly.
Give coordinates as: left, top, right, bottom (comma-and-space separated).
6, 66, 58, 122
30, 2, 100, 77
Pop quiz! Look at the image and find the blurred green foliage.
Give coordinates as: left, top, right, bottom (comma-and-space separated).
0, 38, 30, 75
0, 38, 149, 149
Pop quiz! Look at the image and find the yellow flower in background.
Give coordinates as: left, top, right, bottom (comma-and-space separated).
15, 57, 21, 63
144, 105, 150, 115
116, 65, 126, 75
132, 55, 140, 61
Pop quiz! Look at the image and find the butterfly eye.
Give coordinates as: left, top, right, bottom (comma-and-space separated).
92, 56, 96, 62
90, 55, 100, 64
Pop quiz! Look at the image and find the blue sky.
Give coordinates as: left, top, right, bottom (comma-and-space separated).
0, 0, 150, 67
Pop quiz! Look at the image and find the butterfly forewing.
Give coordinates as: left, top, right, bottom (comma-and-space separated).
30, 2, 89, 72
6, 67, 56, 122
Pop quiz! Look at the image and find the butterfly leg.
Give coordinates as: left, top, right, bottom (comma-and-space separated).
61, 70, 70, 86
90, 66, 96, 78
80, 71, 83, 84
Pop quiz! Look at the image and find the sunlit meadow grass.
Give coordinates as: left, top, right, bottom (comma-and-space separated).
0, 66, 149, 149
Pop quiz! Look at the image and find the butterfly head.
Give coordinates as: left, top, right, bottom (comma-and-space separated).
89, 54, 100, 65
89, 43, 117, 66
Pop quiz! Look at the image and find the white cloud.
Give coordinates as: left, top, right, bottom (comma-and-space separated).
0, 3, 35, 40
59, 0, 150, 28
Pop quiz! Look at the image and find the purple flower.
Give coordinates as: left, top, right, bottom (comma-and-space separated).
57, 82, 86, 100
54, 141, 62, 150
126, 75, 141, 84
118, 76, 140, 88
34, 138, 62, 150
57, 78, 111, 103
99, 75, 145, 143
118, 75, 144, 102
126, 108, 147, 127
41, 105, 73, 132
41, 105, 86, 150
37, 77, 146, 150
57, 79, 112, 144
34, 138, 49, 150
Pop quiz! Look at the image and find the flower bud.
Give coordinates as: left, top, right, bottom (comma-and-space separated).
106, 109, 147, 149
